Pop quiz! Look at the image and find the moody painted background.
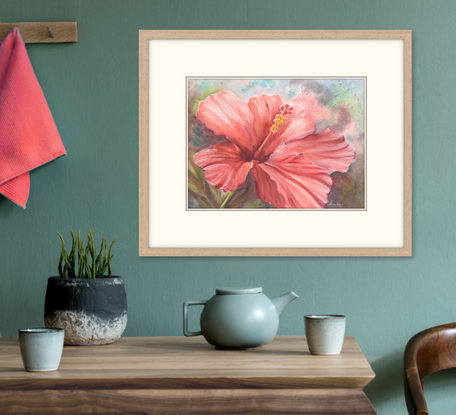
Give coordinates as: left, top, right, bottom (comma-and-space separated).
1, 1, 455, 413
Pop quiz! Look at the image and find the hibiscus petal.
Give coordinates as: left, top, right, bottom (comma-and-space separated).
197, 91, 257, 155
247, 94, 283, 151
194, 141, 253, 193
288, 128, 355, 174
252, 144, 332, 208
256, 104, 315, 160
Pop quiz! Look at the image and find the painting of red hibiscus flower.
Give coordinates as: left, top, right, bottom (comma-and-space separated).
188, 78, 365, 210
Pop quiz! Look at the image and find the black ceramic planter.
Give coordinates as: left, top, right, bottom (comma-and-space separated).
44, 277, 127, 346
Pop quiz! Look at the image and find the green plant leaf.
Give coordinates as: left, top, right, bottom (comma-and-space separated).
57, 232, 67, 278
244, 200, 268, 208
188, 188, 212, 208
106, 238, 117, 278
57, 228, 117, 279
220, 189, 239, 209
228, 186, 254, 208
77, 236, 84, 278
62, 251, 75, 277
188, 175, 206, 196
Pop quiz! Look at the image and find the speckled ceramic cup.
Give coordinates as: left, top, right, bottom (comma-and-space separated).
304, 315, 346, 355
18, 328, 64, 372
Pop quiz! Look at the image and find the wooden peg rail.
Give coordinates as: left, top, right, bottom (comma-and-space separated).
0, 22, 78, 44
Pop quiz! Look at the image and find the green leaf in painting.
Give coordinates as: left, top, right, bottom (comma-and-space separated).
244, 200, 268, 208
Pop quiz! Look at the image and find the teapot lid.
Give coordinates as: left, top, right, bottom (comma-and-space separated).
216, 287, 263, 295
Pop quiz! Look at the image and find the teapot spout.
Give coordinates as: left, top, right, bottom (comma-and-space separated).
271, 291, 299, 315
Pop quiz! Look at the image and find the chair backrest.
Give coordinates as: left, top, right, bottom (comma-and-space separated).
404, 323, 456, 415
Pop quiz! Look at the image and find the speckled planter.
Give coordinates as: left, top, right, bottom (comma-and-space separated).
44, 277, 127, 346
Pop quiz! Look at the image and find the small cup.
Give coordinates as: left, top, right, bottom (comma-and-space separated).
18, 328, 64, 372
304, 315, 346, 355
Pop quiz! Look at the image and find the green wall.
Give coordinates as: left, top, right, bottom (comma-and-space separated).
1, 1, 455, 413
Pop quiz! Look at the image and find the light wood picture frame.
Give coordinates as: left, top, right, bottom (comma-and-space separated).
139, 30, 412, 257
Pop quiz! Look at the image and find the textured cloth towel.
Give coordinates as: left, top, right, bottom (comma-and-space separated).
0, 28, 66, 208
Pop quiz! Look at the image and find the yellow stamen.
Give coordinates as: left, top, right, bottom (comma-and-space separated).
257, 105, 294, 159
270, 113, 287, 133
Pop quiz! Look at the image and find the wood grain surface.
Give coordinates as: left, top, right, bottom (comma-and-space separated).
0, 336, 376, 414
404, 323, 456, 415
0, 336, 374, 390
0, 22, 78, 44
0, 388, 376, 414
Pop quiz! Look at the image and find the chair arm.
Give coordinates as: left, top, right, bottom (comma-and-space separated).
404, 367, 428, 415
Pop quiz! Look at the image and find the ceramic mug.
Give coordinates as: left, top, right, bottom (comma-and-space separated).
18, 328, 64, 372
304, 315, 346, 355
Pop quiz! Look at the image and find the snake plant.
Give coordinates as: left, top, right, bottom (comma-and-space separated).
57, 228, 117, 278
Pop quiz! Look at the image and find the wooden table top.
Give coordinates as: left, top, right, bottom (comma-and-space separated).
0, 335, 375, 390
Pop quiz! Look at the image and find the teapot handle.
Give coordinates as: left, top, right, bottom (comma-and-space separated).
183, 300, 207, 336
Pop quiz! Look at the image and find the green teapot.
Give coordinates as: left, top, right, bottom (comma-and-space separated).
183, 287, 298, 349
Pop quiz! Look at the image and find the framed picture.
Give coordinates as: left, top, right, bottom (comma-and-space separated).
139, 30, 412, 256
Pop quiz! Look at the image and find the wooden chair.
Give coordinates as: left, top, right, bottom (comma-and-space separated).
404, 323, 456, 415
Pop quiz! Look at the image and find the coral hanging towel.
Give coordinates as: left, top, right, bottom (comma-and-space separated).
0, 28, 66, 208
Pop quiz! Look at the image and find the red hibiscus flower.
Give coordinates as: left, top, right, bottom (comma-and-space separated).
194, 91, 355, 208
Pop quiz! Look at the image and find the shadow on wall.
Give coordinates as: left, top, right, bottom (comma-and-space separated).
364, 353, 408, 413
366, 353, 456, 414
0, 195, 16, 214
423, 368, 456, 413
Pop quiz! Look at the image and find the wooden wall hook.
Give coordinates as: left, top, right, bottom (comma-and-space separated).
0, 22, 78, 44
